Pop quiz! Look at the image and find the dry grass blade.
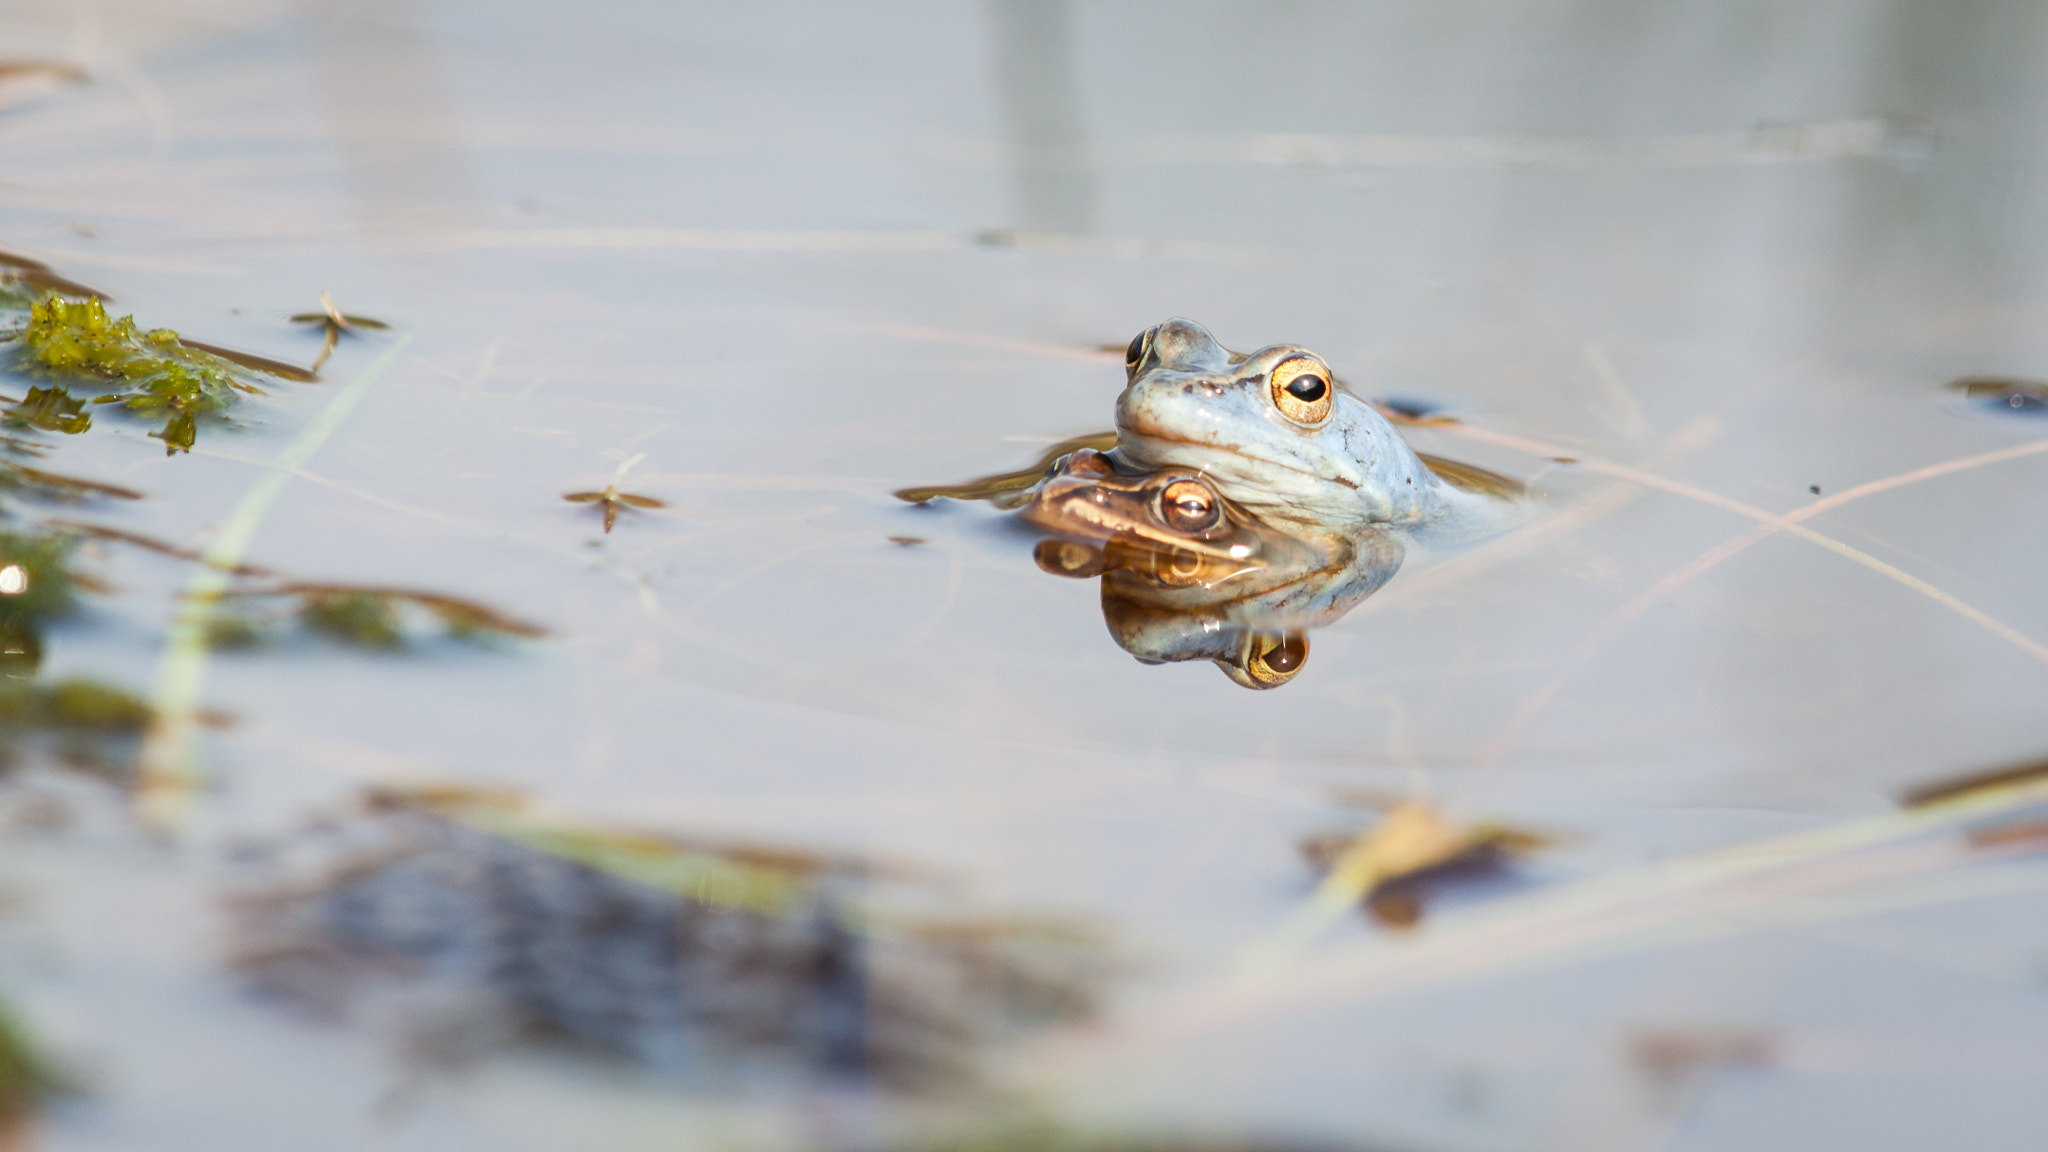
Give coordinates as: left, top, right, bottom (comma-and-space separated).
1442, 423, 2048, 670
1478, 432, 2048, 762
0, 249, 106, 299
1416, 452, 1525, 498
3, 465, 143, 501
176, 339, 318, 382
1028, 760, 2048, 1080
1900, 755, 2048, 809
1240, 803, 1546, 971
248, 581, 548, 640
894, 430, 1118, 506
45, 520, 274, 576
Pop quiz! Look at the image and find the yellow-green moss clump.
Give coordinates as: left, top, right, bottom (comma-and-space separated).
0, 678, 153, 734
0, 1002, 60, 1139
16, 295, 262, 454
0, 531, 79, 627
298, 590, 406, 649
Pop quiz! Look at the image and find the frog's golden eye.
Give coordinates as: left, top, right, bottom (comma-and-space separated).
1243, 633, 1309, 685
1125, 328, 1153, 379
1269, 356, 1333, 425
1158, 478, 1219, 532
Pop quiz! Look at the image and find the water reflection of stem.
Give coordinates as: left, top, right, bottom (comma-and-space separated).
1028, 770, 2048, 1085
1448, 423, 2048, 664
135, 333, 415, 831
1451, 425, 2048, 764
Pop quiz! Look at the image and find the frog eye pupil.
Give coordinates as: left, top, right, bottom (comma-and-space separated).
1286, 375, 1328, 403
1159, 480, 1218, 531
1261, 635, 1306, 674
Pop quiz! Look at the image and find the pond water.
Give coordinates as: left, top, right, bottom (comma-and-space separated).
3, 2, 2048, 1150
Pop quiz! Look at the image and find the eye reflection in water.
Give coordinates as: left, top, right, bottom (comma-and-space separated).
900, 320, 1530, 689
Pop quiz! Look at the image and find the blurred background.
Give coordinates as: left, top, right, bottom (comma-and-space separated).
1, 2, 2047, 1150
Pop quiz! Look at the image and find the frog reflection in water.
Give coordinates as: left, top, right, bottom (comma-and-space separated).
898, 319, 1527, 688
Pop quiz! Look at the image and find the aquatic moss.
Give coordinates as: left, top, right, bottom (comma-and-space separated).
0, 1002, 58, 1134
4, 385, 90, 435
0, 618, 38, 679
0, 677, 151, 734
898, 1122, 1356, 1152
202, 613, 271, 650
0, 531, 79, 625
232, 583, 545, 646
16, 295, 261, 454
299, 590, 405, 649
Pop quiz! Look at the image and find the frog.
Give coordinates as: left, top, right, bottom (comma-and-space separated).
893, 319, 1529, 688
1016, 446, 1326, 590
1110, 318, 1524, 548
1015, 446, 1405, 688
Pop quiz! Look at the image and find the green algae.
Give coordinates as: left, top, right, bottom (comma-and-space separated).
0, 1001, 61, 1138
0, 531, 80, 627
15, 295, 262, 455
898, 1120, 1352, 1152
297, 590, 406, 649
4, 385, 90, 435
0, 678, 151, 734
201, 613, 272, 651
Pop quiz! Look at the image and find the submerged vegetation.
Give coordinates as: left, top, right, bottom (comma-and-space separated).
897, 1124, 1372, 1152
226, 786, 1113, 1090
0, 1000, 62, 1143
1948, 376, 2048, 417
223, 582, 546, 649
1297, 802, 1549, 929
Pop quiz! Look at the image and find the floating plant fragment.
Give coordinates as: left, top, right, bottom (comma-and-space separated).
1369, 398, 1458, 425
0, 678, 153, 735
0, 461, 141, 504
1899, 755, 2048, 809
0, 530, 84, 627
1298, 802, 1549, 928
1897, 755, 2048, 857
45, 520, 272, 577
0, 251, 103, 307
289, 290, 388, 376
898, 1120, 1375, 1152
176, 340, 318, 383
0, 1000, 63, 1146
894, 432, 1117, 508
1948, 376, 2048, 417
226, 787, 1113, 1089
1627, 1024, 1776, 1100
14, 295, 268, 455
296, 589, 404, 649
4, 385, 92, 435
0, 677, 163, 783
223, 582, 545, 649
0, 60, 86, 114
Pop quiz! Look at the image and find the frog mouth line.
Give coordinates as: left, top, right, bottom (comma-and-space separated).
1116, 427, 1363, 492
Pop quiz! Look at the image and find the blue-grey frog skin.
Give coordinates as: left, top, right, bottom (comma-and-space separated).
1111, 319, 1522, 548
